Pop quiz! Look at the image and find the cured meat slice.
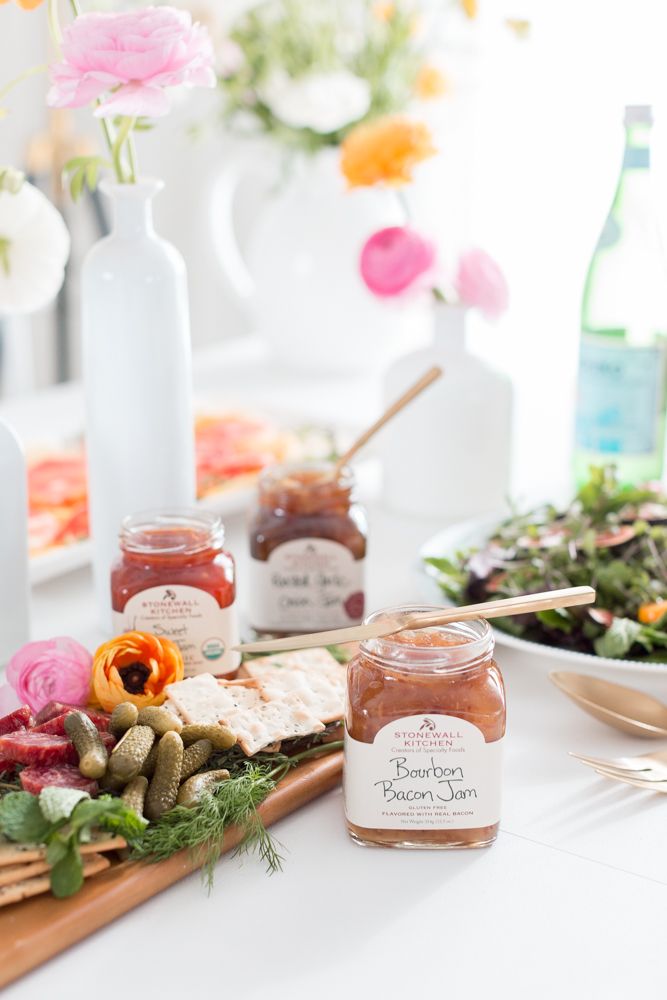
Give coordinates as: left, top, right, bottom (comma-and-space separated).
33, 702, 109, 731
19, 765, 98, 796
0, 706, 34, 736
0, 733, 78, 766
0, 757, 16, 775
33, 712, 112, 737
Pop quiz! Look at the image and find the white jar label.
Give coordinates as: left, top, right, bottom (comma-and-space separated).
249, 538, 365, 632
113, 585, 241, 677
344, 714, 503, 831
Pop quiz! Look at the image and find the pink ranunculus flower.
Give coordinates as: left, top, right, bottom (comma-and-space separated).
454, 248, 509, 321
47, 7, 216, 119
6, 637, 93, 714
360, 226, 437, 298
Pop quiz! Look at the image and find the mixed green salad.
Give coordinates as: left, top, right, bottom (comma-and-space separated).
425, 467, 667, 662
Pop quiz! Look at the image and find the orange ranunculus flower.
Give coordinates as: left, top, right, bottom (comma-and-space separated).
0, 0, 45, 9
90, 630, 184, 711
460, 0, 477, 18
415, 64, 448, 100
341, 116, 436, 189
372, 1, 395, 21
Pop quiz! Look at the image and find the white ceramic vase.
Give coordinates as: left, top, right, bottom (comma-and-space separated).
378, 304, 513, 522
0, 418, 29, 664
211, 146, 429, 374
82, 180, 196, 627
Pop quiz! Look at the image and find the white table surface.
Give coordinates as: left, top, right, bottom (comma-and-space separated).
5, 341, 667, 999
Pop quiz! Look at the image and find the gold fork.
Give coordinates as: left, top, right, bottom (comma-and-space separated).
570, 749, 667, 789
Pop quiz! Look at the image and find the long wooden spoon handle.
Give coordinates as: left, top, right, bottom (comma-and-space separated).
333, 365, 442, 473
402, 586, 596, 630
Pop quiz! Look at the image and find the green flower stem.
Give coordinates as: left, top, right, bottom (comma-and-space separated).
47, 0, 62, 49
111, 116, 136, 184
126, 131, 138, 184
0, 238, 11, 277
0, 64, 48, 107
396, 188, 411, 222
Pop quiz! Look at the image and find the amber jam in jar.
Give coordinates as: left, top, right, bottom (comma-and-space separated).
344, 607, 505, 850
111, 509, 240, 677
248, 461, 367, 634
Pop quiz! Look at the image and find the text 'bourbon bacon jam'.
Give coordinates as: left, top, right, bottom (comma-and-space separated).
111, 509, 240, 678
248, 461, 367, 634
344, 607, 505, 849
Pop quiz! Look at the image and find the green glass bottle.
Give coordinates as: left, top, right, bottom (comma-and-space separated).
574, 105, 667, 486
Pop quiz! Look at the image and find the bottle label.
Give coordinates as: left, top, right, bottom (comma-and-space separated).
113, 585, 241, 677
249, 538, 365, 632
576, 337, 665, 455
344, 715, 503, 831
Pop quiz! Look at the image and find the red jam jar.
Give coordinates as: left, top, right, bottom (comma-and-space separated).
248, 461, 367, 634
344, 607, 505, 849
110, 509, 240, 677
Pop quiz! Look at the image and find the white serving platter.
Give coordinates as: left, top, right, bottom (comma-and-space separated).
419, 515, 667, 677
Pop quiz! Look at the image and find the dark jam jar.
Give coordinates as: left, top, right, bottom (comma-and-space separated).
248, 461, 367, 634
111, 509, 240, 677
345, 607, 505, 849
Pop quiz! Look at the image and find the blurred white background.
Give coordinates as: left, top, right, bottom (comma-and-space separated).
2, 0, 667, 502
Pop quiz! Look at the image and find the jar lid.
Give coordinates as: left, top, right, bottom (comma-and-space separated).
361, 605, 494, 673
119, 508, 225, 556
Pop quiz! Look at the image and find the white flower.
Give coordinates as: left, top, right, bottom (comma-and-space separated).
259, 70, 371, 134
0, 181, 70, 317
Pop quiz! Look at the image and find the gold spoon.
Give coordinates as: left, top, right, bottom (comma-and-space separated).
237, 586, 595, 654
550, 671, 667, 738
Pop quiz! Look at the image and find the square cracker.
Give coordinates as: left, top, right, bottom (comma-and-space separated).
164, 674, 324, 756
165, 674, 261, 725
0, 835, 126, 868
241, 648, 346, 724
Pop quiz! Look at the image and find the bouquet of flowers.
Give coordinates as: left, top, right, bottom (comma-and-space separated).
217, 0, 450, 152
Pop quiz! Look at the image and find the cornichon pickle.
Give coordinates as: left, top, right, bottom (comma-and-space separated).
108, 725, 155, 782
136, 706, 183, 737
121, 775, 149, 818
109, 702, 139, 738
145, 731, 184, 822
139, 741, 159, 779
180, 739, 213, 781
64, 710, 108, 779
176, 769, 230, 809
180, 724, 236, 752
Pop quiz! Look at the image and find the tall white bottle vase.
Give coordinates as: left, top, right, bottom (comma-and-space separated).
82, 180, 196, 628
0, 418, 30, 663
379, 305, 513, 522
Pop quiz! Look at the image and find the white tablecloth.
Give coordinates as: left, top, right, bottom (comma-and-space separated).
4, 341, 667, 998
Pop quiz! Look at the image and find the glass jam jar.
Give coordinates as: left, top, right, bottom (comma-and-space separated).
110, 509, 240, 677
345, 606, 505, 849
248, 461, 367, 634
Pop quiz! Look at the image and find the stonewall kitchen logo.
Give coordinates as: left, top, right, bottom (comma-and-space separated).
393, 720, 464, 748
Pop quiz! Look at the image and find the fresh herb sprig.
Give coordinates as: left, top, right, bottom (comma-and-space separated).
0, 789, 146, 897
134, 741, 343, 887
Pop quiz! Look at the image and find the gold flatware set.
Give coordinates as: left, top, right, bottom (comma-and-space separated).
550, 670, 667, 794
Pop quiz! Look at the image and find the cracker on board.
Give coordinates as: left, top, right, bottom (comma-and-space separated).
241, 648, 346, 723
0, 835, 126, 868
165, 673, 261, 725
165, 674, 325, 755
0, 852, 110, 908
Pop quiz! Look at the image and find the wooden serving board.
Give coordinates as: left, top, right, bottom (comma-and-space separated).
0, 751, 343, 989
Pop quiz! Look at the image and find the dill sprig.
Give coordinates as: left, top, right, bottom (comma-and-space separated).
133, 741, 343, 888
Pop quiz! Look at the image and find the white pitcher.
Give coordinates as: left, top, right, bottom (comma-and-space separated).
0, 418, 29, 664
210, 146, 430, 374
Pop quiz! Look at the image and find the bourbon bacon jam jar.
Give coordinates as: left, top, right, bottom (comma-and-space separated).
248, 461, 367, 634
344, 606, 505, 849
111, 509, 240, 678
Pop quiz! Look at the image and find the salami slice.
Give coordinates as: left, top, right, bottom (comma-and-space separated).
19, 764, 98, 796
0, 706, 34, 736
33, 711, 111, 737
0, 733, 79, 766
33, 702, 109, 730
